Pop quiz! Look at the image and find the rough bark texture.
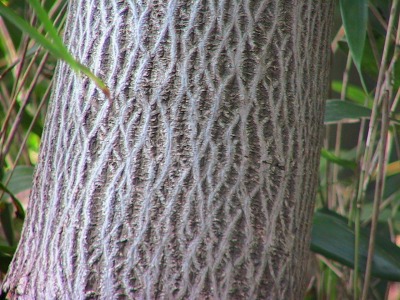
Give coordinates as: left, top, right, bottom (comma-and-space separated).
3, 0, 334, 299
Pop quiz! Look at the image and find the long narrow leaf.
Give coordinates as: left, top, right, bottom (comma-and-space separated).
0, 202, 15, 246
339, 0, 368, 69
2, 166, 34, 199
311, 209, 400, 281
0, 182, 25, 220
0, 2, 110, 98
321, 149, 357, 170
325, 100, 372, 124
331, 81, 371, 106
27, 0, 65, 50
0, 244, 16, 273
0, 3, 63, 57
0, 244, 16, 256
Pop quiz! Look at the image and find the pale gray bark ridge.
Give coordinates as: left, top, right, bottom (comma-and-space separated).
3, 0, 334, 299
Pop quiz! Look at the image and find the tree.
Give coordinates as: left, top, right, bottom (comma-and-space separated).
2, 1, 334, 298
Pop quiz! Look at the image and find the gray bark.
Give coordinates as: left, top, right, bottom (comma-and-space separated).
3, 0, 334, 299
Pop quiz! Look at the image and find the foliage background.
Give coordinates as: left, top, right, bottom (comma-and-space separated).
0, 0, 399, 299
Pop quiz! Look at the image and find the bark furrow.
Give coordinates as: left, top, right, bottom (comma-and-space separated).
4, 1, 334, 299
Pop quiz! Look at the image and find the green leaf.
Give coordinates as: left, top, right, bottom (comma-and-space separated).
19, 109, 44, 138
27, 0, 65, 50
366, 174, 400, 202
0, 202, 15, 246
321, 149, 357, 170
3, 166, 34, 197
0, 256, 12, 273
324, 100, 372, 124
0, 244, 16, 273
0, 2, 111, 99
331, 81, 371, 106
0, 2, 64, 58
340, 0, 368, 69
394, 59, 400, 89
361, 203, 392, 223
360, 34, 382, 80
0, 244, 16, 256
0, 166, 33, 220
0, 182, 25, 220
311, 209, 400, 281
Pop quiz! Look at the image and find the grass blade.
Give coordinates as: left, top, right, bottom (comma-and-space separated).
0, 2, 111, 99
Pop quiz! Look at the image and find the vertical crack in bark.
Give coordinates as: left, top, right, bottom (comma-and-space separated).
3, 0, 334, 299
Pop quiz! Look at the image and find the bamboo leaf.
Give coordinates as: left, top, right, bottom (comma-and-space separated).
0, 202, 15, 246
0, 2, 111, 99
0, 244, 16, 256
27, 0, 65, 50
325, 100, 372, 124
321, 149, 357, 170
0, 244, 16, 273
340, 0, 368, 69
331, 81, 371, 106
384, 161, 400, 177
0, 182, 25, 220
0, 2, 63, 57
2, 166, 34, 198
311, 209, 400, 281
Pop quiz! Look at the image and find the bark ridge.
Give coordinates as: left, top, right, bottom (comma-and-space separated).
3, 0, 334, 299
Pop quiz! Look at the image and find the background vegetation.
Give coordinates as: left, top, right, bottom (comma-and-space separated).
0, 0, 399, 299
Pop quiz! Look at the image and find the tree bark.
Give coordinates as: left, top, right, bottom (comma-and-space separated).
3, 0, 334, 299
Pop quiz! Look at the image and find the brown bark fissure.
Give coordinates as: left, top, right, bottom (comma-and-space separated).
4, 0, 334, 299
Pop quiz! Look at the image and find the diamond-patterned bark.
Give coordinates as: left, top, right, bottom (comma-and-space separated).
4, 1, 334, 299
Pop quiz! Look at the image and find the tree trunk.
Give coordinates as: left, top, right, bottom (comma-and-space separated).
3, 1, 334, 299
